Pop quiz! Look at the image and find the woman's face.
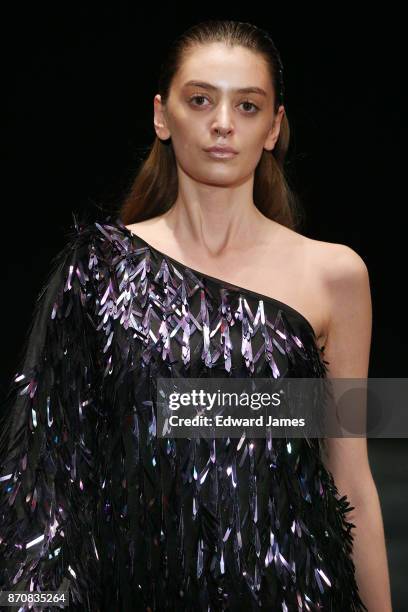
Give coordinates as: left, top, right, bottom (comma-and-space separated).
154, 43, 285, 187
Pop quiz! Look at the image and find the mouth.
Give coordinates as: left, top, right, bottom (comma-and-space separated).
204, 148, 238, 159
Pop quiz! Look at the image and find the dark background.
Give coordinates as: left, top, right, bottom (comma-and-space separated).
2, 5, 407, 609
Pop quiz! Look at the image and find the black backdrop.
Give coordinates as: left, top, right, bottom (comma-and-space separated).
2, 5, 407, 610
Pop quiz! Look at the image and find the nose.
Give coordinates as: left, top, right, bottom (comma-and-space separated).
211, 102, 234, 137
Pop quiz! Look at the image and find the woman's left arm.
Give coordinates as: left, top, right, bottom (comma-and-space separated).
320, 244, 392, 611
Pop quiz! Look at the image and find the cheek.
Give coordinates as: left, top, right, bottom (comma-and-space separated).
242, 128, 271, 163
170, 116, 202, 154
237, 126, 266, 154
243, 122, 268, 145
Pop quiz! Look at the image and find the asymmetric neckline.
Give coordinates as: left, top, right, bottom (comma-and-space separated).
118, 221, 318, 340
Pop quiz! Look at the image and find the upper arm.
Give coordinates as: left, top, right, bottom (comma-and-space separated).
320, 244, 374, 500
0, 230, 102, 595
323, 244, 372, 378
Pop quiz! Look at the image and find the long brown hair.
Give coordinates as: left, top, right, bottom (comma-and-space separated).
120, 19, 304, 230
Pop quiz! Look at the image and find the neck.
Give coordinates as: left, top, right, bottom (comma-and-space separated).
160, 190, 277, 257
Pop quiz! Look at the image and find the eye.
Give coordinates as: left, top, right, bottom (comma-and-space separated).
188, 94, 211, 108
239, 100, 260, 114
187, 95, 260, 114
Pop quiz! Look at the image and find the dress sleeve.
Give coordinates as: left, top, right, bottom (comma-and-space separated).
0, 220, 103, 609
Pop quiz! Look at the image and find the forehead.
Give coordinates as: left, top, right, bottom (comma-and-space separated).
175, 43, 271, 92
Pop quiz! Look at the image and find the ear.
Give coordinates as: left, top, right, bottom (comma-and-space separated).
153, 94, 171, 140
264, 105, 285, 152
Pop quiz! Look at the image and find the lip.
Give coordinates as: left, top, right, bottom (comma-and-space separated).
204, 146, 238, 154
205, 150, 237, 159
204, 146, 238, 159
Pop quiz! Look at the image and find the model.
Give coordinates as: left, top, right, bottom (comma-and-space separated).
0, 19, 392, 611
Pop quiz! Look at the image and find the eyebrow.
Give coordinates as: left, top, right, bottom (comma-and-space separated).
182, 80, 267, 97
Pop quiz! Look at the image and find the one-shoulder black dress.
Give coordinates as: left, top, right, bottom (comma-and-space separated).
0, 215, 367, 611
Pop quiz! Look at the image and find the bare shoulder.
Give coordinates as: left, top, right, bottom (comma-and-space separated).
313, 240, 371, 321
307, 235, 371, 338
282, 227, 370, 344
309, 238, 369, 283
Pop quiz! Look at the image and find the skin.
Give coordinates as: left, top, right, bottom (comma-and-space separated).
127, 42, 392, 610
